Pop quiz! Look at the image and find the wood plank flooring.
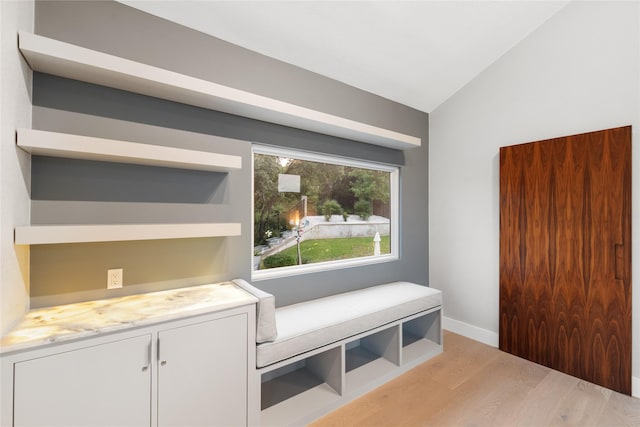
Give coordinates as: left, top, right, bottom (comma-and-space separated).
310, 331, 640, 427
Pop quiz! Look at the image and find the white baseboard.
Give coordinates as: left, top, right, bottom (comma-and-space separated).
633, 376, 640, 398
443, 316, 499, 347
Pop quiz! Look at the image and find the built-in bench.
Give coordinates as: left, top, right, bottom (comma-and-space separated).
234, 279, 443, 426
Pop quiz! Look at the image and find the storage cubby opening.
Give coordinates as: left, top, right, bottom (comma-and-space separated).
344, 326, 399, 391
401, 310, 443, 366
345, 340, 381, 372
261, 361, 324, 410
402, 311, 441, 347
260, 346, 342, 411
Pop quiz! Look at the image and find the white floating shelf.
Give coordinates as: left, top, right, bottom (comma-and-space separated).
15, 223, 241, 245
17, 128, 241, 172
18, 32, 420, 150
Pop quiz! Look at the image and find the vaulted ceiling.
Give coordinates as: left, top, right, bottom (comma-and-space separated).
121, 1, 569, 113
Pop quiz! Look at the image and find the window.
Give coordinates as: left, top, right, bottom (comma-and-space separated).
252, 145, 399, 279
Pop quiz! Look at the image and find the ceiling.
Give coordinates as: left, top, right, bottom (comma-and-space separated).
120, 1, 569, 113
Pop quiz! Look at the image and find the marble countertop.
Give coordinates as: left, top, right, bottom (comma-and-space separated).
0, 281, 258, 354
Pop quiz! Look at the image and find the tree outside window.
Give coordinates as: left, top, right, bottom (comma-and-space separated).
253, 147, 398, 276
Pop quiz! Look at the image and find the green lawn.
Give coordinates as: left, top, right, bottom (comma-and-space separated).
262, 235, 390, 268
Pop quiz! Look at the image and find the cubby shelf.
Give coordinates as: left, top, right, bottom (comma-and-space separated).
402, 337, 442, 366
259, 308, 442, 426
261, 382, 339, 427
14, 223, 241, 245
17, 129, 241, 172
18, 32, 420, 150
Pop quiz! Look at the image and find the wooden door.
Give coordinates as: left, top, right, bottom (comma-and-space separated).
499, 126, 631, 395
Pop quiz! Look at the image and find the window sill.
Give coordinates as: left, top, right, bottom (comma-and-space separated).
251, 254, 399, 281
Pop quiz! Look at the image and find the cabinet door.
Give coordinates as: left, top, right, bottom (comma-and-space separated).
14, 334, 152, 427
157, 314, 247, 427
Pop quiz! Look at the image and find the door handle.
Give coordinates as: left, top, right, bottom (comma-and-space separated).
614, 244, 624, 280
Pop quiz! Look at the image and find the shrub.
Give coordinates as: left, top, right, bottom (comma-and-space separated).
354, 199, 372, 220
322, 199, 342, 221
342, 211, 349, 222
263, 253, 297, 269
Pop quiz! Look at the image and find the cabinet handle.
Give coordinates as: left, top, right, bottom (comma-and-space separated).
157, 338, 167, 366
142, 366, 149, 372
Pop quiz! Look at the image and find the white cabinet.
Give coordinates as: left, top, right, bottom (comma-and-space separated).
14, 334, 152, 427
4, 306, 254, 427
157, 314, 247, 427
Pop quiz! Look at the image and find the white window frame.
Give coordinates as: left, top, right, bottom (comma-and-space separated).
251, 144, 400, 281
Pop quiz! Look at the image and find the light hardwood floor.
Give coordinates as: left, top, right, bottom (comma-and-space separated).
311, 331, 640, 427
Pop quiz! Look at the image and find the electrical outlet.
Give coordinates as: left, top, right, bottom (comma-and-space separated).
107, 268, 123, 289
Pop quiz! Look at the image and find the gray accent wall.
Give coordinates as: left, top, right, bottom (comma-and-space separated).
29, 0, 429, 307
34, 0, 422, 139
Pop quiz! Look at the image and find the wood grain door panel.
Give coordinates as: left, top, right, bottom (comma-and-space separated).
499, 126, 631, 395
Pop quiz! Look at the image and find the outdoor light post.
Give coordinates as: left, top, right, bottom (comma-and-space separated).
296, 226, 302, 265
295, 212, 302, 265
301, 195, 307, 217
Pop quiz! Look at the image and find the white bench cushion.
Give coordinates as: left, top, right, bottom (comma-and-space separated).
232, 279, 277, 343
256, 282, 442, 368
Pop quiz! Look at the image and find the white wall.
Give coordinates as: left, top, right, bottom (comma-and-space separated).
429, 1, 640, 396
0, 0, 33, 334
